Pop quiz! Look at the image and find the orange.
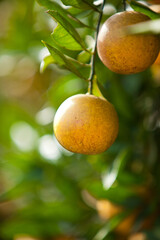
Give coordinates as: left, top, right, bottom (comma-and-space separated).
128, 233, 146, 240
97, 11, 160, 74
54, 94, 119, 155
147, 0, 160, 4
115, 211, 138, 236
96, 199, 139, 236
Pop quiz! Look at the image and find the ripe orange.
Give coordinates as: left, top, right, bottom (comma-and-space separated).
147, 0, 160, 4
96, 199, 122, 219
115, 211, 138, 236
128, 232, 146, 240
54, 94, 119, 155
97, 11, 160, 74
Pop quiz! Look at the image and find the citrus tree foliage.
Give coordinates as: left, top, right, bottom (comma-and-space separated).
0, 0, 160, 240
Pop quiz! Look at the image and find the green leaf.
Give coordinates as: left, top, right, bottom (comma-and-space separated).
43, 41, 86, 79
42, 41, 65, 66
48, 10, 87, 51
77, 50, 91, 63
128, 0, 160, 20
36, 0, 90, 28
93, 211, 133, 240
125, 18, 160, 35
47, 36, 80, 58
67, 7, 92, 16
61, 0, 100, 12
51, 24, 82, 51
40, 55, 54, 73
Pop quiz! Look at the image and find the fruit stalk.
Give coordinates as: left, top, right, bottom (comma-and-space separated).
88, 0, 106, 94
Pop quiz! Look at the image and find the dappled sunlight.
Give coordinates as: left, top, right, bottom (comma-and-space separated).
10, 122, 39, 152
36, 106, 55, 125
38, 135, 61, 161
0, 55, 16, 77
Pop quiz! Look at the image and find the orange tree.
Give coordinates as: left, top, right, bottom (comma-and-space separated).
0, 0, 160, 240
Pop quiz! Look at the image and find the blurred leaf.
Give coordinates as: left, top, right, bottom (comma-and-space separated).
93, 211, 132, 240
36, 0, 90, 28
102, 148, 131, 189
51, 24, 83, 51
125, 18, 160, 35
117, 172, 145, 186
84, 180, 135, 204
18, 201, 83, 222
1, 220, 61, 239
109, 78, 135, 121
48, 73, 86, 108
48, 10, 87, 51
128, 0, 160, 20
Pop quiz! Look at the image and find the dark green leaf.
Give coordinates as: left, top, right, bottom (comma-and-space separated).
61, 0, 100, 12
36, 0, 90, 28
42, 41, 65, 66
43, 41, 86, 79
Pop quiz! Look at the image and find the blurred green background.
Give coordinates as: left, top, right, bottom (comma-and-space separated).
0, 0, 160, 240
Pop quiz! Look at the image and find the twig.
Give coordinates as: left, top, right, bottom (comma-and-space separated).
88, 0, 105, 94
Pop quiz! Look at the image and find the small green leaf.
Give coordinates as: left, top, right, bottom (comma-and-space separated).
102, 148, 131, 189
89, 75, 105, 98
51, 24, 82, 51
77, 50, 91, 63
128, 0, 160, 20
43, 41, 86, 79
40, 55, 54, 73
48, 36, 79, 58
48, 10, 87, 51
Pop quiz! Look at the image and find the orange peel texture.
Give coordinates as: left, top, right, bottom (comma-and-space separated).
97, 11, 160, 74
54, 94, 119, 155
